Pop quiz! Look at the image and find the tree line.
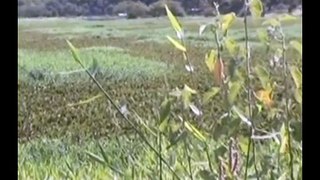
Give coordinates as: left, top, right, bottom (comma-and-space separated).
18, 0, 302, 18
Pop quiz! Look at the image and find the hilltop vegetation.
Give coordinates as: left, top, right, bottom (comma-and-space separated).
19, 0, 302, 18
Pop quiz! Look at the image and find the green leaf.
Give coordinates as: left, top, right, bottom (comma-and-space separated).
182, 84, 197, 109
165, 4, 182, 34
205, 49, 218, 72
256, 103, 263, 114
66, 40, 81, 64
257, 29, 270, 45
159, 99, 171, 132
280, 123, 288, 154
203, 87, 221, 104
214, 145, 228, 162
65, 161, 74, 177
228, 81, 242, 104
135, 112, 157, 137
167, 36, 186, 52
248, 155, 255, 167
97, 143, 124, 175
238, 136, 249, 154
225, 37, 239, 58
160, 98, 171, 122
278, 172, 287, 180
97, 142, 108, 164
232, 106, 252, 127
291, 121, 302, 142
169, 87, 182, 97
220, 12, 236, 36
67, 94, 103, 107
184, 121, 206, 142
289, 66, 302, 89
294, 88, 302, 104
199, 23, 216, 35
262, 18, 281, 27
239, 45, 247, 59
255, 65, 270, 89
86, 151, 105, 165
289, 40, 302, 57
275, 47, 283, 56
250, 0, 263, 18
228, 58, 238, 79
198, 170, 215, 180
199, 24, 207, 35
167, 131, 188, 150
171, 122, 182, 133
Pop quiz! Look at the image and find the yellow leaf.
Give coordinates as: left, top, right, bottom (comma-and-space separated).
184, 121, 206, 142
250, 0, 263, 18
165, 4, 182, 34
203, 87, 220, 104
167, 36, 186, 52
67, 94, 103, 107
255, 88, 273, 107
182, 53, 187, 61
66, 40, 81, 64
225, 37, 239, 58
221, 12, 236, 35
184, 84, 197, 94
205, 49, 218, 72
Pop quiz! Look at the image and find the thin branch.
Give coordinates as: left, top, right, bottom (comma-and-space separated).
75, 58, 181, 180
279, 28, 295, 180
243, 1, 259, 179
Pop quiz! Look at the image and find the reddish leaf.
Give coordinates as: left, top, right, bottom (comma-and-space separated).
214, 58, 225, 86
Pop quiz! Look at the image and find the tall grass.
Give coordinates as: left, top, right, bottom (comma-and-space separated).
18, 1, 302, 179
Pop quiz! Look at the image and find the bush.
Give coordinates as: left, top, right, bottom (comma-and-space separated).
105, 5, 114, 15
63, 2, 81, 16
149, 0, 185, 17
113, 1, 149, 19
202, 7, 216, 17
18, 4, 51, 17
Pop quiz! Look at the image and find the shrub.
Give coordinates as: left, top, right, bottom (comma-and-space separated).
202, 7, 216, 17
149, 0, 185, 17
105, 5, 114, 15
18, 4, 51, 17
63, 2, 81, 16
113, 1, 149, 19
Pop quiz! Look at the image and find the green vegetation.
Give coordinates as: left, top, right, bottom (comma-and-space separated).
18, 0, 302, 18
18, 2, 302, 179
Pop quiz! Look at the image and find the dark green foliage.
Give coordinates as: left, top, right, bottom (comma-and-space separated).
202, 7, 216, 17
149, 0, 185, 17
113, 1, 150, 18
18, 0, 301, 17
